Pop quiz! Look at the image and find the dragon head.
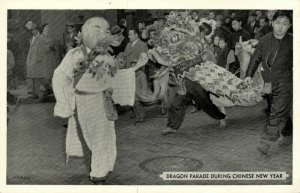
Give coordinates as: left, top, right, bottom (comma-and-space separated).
146, 11, 215, 67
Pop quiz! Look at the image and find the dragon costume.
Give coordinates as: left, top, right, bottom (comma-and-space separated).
146, 11, 264, 107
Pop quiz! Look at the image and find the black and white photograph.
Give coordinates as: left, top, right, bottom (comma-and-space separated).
1, 0, 300, 192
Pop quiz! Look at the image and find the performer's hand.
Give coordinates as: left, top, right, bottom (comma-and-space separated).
105, 87, 113, 95
244, 77, 253, 85
147, 50, 155, 61
133, 53, 148, 71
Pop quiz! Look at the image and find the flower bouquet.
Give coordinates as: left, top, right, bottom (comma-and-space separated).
73, 37, 117, 87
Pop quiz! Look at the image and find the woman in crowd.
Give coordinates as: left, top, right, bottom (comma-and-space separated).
215, 37, 236, 71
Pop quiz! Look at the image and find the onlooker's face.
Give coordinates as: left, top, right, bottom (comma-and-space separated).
216, 19, 222, 27
213, 36, 220, 46
158, 19, 164, 25
209, 12, 215, 20
259, 19, 266, 27
272, 16, 291, 37
122, 20, 127, 27
256, 10, 262, 17
224, 18, 231, 24
267, 10, 277, 21
128, 30, 138, 42
43, 25, 49, 35
232, 20, 241, 31
67, 27, 75, 33
219, 39, 226, 49
192, 12, 198, 20
216, 15, 223, 21
231, 12, 236, 18
248, 15, 255, 23
138, 23, 144, 30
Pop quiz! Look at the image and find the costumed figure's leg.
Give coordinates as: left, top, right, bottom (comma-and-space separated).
279, 116, 292, 145
217, 106, 227, 128
185, 79, 226, 120
133, 101, 145, 123
160, 94, 168, 115
134, 69, 158, 122
75, 93, 116, 179
189, 100, 198, 113
257, 82, 292, 154
163, 92, 190, 135
153, 71, 169, 115
65, 115, 84, 164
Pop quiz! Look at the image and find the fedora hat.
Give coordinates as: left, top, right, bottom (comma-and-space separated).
111, 25, 124, 35
25, 21, 33, 30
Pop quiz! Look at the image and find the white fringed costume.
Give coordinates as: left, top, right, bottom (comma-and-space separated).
53, 44, 136, 178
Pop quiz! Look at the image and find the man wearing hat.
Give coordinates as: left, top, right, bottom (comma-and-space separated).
62, 21, 78, 55
110, 25, 128, 57
26, 22, 45, 99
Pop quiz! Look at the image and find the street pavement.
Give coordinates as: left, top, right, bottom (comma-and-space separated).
6, 85, 292, 185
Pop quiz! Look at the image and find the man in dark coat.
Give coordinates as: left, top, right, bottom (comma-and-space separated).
119, 18, 128, 39
214, 17, 232, 40
259, 10, 277, 37
62, 21, 78, 55
245, 12, 260, 39
109, 25, 129, 57
123, 29, 149, 122
245, 11, 293, 154
228, 17, 251, 50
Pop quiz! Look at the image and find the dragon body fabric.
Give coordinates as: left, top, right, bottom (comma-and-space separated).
147, 11, 264, 107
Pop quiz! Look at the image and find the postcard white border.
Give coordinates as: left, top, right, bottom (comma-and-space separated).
0, 0, 299, 193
